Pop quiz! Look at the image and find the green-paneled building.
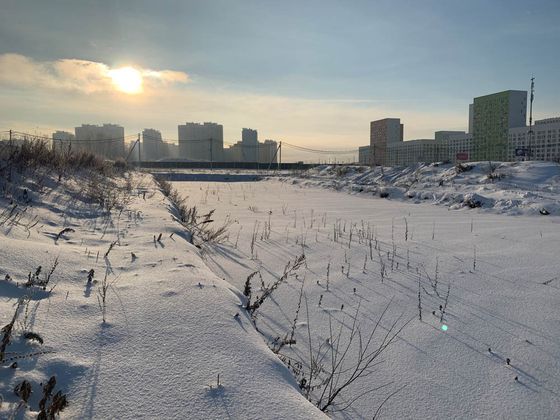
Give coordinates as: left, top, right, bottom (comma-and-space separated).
471, 90, 527, 161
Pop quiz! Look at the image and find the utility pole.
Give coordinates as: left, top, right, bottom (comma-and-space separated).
528, 76, 535, 161
138, 133, 141, 168
9, 129, 12, 143
279, 141, 282, 171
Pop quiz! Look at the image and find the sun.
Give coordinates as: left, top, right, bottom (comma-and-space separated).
108, 66, 143, 94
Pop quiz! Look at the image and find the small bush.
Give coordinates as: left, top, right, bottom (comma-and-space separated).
113, 158, 128, 171
464, 198, 482, 208
455, 163, 473, 173
0, 138, 108, 177
335, 166, 349, 177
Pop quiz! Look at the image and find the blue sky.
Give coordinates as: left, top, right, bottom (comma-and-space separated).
1, 0, 558, 153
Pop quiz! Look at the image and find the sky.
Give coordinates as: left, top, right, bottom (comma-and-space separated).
1, 0, 559, 159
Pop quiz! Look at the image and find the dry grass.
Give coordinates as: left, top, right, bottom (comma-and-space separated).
155, 176, 232, 244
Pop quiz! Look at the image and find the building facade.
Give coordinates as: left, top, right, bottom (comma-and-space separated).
370, 118, 403, 165
387, 139, 443, 167
508, 118, 560, 162
434, 131, 473, 163
52, 130, 75, 152
439, 134, 473, 163
468, 103, 474, 134
241, 128, 259, 162
224, 138, 278, 164
142, 128, 164, 161
178, 122, 223, 161
258, 140, 278, 164
471, 90, 527, 161
358, 145, 371, 165
74, 124, 125, 160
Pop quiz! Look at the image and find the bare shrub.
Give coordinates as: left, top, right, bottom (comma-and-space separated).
0, 138, 109, 181
1, 298, 24, 361
245, 255, 305, 315
155, 176, 231, 244
283, 299, 411, 414
23, 258, 59, 290
455, 163, 473, 173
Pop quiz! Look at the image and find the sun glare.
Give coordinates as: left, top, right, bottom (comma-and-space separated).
108, 66, 143, 94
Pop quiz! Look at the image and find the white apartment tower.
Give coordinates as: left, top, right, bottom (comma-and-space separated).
242, 128, 258, 162
74, 124, 125, 159
178, 122, 224, 161
142, 128, 164, 161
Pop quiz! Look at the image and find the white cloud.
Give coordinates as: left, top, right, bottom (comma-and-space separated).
0, 53, 189, 94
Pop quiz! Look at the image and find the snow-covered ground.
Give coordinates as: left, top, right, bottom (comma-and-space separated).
289, 161, 560, 216
173, 175, 560, 419
2, 161, 559, 419
0, 170, 322, 419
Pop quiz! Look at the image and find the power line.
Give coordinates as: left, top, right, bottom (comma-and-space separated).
11, 130, 138, 143
283, 141, 357, 154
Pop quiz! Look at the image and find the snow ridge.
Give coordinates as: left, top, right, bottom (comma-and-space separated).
286, 161, 560, 216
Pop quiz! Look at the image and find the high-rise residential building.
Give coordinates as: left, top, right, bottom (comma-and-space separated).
370, 118, 403, 166
223, 138, 277, 164
242, 128, 258, 162
52, 130, 75, 151
178, 122, 223, 161
162, 142, 180, 160
471, 90, 527, 161
258, 140, 278, 164
358, 146, 371, 165
142, 128, 164, 160
74, 123, 125, 159
223, 141, 244, 162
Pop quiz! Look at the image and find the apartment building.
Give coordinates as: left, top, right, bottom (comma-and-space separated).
52, 130, 75, 151
370, 118, 403, 166
508, 118, 560, 162
471, 90, 527, 161
74, 123, 125, 160
178, 122, 223, 161
387, 139, 442, 167
142, 128, 164, 160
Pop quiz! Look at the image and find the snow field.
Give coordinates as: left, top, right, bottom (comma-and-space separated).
0, 171, 323, 419
173, 177, 560, 419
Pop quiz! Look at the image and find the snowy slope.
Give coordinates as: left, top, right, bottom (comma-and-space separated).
287, 161, 560, 216
0, 171, 323, 419
173, 177, 560, 419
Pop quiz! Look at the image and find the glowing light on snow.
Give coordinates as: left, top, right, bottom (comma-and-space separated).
441, 324, 448, 331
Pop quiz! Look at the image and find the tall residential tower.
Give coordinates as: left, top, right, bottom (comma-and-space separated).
370, 118, 403, 166
471, 90, 527, 161
178, 122, 223, 161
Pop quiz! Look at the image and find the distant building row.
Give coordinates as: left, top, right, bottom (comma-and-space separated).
52, 123, 278, 164
359, 90, 560, 166
176, 123, 278, 164
53, 124, 126, 160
